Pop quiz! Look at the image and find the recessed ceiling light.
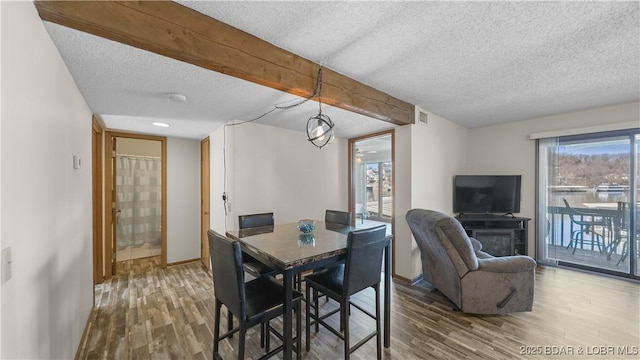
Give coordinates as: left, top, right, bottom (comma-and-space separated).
166, 93, 187, 103
152, 122, 170, 128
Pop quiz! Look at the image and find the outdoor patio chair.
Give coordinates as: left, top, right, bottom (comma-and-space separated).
563, 198, 608, 254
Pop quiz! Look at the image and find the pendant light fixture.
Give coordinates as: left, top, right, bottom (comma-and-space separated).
306, 68, 335, 149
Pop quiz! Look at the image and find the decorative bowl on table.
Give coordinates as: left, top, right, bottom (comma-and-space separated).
297, 219, 316, 234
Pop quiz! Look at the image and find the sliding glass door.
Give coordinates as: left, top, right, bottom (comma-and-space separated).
538, 129, 638, 278
634, 134, 639, 277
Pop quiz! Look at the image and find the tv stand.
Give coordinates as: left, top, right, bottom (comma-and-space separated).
455, 215, 530, 256
457, 213, 515, 219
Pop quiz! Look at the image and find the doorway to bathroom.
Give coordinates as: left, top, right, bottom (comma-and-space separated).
105, 132, 167, 276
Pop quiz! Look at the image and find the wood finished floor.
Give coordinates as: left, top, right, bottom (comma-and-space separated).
78, 257, 640, 359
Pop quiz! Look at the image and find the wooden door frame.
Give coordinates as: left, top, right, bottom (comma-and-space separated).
105, 131, 168, 278
92, 116, 104, 284
348, 129, 396, 277
200, 137, 211, 269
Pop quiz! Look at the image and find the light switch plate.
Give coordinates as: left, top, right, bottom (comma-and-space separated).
73, 155, 81, 169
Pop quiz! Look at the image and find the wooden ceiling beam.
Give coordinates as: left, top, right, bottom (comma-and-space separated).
35, 1, 414, 126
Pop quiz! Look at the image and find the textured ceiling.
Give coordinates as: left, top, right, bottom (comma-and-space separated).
43, 1, 639, 140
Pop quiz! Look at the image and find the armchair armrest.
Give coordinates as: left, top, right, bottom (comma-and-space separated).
469, 237, 482, 252
477, 256, 536, 273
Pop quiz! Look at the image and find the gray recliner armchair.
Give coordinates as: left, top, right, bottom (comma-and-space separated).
406, 209, 536, 314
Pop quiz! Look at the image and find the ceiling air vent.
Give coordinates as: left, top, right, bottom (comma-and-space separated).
418, 111, 429, 126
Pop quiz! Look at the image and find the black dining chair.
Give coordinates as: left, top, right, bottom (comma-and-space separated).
314, 210, 353, 301
239, 212, 275, 230
563, 198, 608, 254
325, 209, 353, 226
237, 213, 279, 347
304, 225, 387, 360
208, 230, 303, 360
238, 213, 278, 278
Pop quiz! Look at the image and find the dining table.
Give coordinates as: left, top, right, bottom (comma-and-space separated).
226, 220, 392, 360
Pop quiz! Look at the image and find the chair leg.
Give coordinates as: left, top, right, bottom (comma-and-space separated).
314, 289, 319, 333
375, 285, 382, 360
339, 305, 344, 333
567, 230, 578, 252
238, 322, 246, 360
607, 236, 618, 260
342, 298, 350, 360
228, 309, 233, 338
265, 321, 271, 353
306, 284, 311, 352
596, 233, 604, 253
260, 322, 266, 348
617, 240, 629, 265
213, 300, 222, 358
573, 231, 585, 254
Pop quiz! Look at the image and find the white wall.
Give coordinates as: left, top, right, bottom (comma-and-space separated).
166, 137, 201, 263
1, 2, 93, 358
394, 111, 470, 280
208, 123, 348, 234
393, 125, 414, 280
467, 101, 640, 255
0, 2, 3, 355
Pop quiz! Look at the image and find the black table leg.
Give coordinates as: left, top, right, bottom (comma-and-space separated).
283, 269, 293, 360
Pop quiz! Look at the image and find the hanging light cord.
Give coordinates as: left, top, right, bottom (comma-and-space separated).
317, 68, 324, 114
225, 68, 323, 127
221, 67, 324, 230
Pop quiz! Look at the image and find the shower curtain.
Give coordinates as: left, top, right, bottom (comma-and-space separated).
116, 155, 162, 250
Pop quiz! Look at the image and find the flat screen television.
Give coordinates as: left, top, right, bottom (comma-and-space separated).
453, 175, 521, 214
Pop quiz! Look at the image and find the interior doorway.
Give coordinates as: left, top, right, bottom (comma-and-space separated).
200, 137, 211, 270
92, 116, 104, 285
349, 130, 395, 273
105, 132, 167, 278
